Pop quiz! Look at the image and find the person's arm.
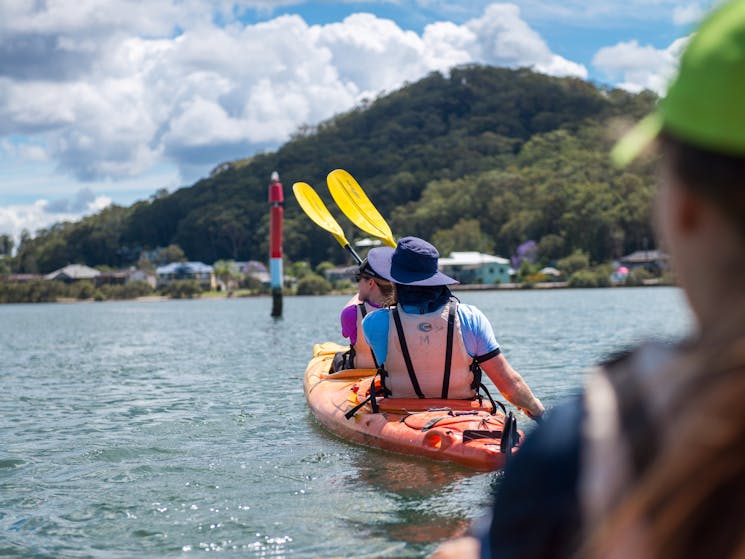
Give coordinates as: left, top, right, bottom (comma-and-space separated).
458, 304, 544, 420
480, 353, 544, 420
427, 536, 479, 559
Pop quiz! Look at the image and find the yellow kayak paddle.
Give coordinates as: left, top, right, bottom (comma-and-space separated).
292, 181, 362, 264
327, 169, 397, 248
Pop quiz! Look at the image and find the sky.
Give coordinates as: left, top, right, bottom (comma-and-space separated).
0, 0, 717, 243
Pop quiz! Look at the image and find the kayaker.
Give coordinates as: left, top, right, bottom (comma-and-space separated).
431, 1, 745, 557
361, 236, 544, 420
335, 258, 396, 370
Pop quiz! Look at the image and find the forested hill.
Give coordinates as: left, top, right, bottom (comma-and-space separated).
14, 65, 659, 273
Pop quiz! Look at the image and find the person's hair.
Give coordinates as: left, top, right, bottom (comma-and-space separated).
584, 329, 745, 559
374, 278, 396, 307
661, 131, 745, 240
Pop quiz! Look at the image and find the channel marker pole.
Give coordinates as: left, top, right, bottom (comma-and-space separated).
269, 171, 284, 317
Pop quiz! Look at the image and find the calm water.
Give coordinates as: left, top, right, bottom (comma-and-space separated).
0, 288, 692, 558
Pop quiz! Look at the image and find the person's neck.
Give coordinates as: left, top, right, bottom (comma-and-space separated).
686, 269, 745, 336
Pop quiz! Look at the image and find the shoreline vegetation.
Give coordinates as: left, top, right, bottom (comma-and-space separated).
0, 275, 675, 305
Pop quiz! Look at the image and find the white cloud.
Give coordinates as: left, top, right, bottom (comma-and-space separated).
673, 3, 705, 25
0, 140, 49, 162
0, 1, 588, 196
0, 194, 112, 245
458, 1, 716, 24
592, 36, 689, 95
465, 4, 586, 77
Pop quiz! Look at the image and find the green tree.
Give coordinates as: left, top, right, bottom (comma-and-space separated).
432, 219, 492, 257
160, 244, 187, 264
289, 261, 312, 280
557, 250, 590, 275
296, 273, 332, 295
537, 234, 566, 263
0, 234, 13, 256
213, 259, 235, 292
314, 260, 335, 278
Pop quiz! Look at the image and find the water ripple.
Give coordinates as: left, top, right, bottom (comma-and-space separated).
0, 290, 692, 558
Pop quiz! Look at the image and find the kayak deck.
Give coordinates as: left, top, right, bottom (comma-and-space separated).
303, 342, 521, 471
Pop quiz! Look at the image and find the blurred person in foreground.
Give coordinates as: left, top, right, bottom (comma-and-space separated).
431, 1, 745, 557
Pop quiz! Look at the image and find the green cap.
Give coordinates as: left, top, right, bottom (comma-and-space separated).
611, 0, 745, 167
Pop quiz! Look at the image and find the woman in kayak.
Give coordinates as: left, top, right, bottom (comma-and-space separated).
336, 258, 396, 370
432, 1, 745, 557
361, 236, 544, 419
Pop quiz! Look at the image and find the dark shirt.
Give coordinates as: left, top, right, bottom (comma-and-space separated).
485, 395, 584, 559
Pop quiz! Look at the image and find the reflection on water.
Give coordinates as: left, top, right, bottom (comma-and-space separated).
0, 289, 692, 558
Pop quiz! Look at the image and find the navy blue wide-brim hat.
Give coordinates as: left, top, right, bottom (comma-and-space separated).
366, 236, 458, 286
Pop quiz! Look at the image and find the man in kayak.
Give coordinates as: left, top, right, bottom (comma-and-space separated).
361, 236, 544, 419
431, 1, 745, 557
335, 258, 396, 370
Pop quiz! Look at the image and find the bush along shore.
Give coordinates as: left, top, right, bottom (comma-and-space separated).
0, 279, 267, 304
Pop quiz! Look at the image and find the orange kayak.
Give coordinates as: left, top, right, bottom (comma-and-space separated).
304, 342, 522, 471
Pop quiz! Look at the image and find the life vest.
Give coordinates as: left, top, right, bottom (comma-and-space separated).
383, 301, 474, 399
352, 302, 377, 369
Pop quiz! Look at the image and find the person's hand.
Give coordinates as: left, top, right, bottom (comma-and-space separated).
523, 403, 544, 423
428, 536, 479, 559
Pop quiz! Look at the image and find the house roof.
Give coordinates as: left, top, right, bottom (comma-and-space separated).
354, 238, 382, 247
438, 251, 511, 268
620, 250, 670, 263
539, 267, 562, 276
44, 264, 101, 280
156, 261, 214, 274
232, 260, 268, 275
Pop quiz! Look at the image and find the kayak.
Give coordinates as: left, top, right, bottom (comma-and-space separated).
304, 342, 522, 471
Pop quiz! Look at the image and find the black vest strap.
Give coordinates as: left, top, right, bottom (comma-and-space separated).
392, 307, 425, 398
469, 359, 482, 390
344, 369, 382, 419
441, 303, 456, 399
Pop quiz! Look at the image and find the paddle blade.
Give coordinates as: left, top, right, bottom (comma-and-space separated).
327, 169, 397, 247
292, 182, 348, 247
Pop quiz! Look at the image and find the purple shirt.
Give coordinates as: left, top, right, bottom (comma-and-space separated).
340, 301, 382, 344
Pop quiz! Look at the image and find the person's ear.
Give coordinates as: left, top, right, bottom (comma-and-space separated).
674, 186, 705, 235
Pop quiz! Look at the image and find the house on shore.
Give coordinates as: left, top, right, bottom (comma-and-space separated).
232, 260, 270, 285
324, 265, 357, 283
438, 252, 513, 285
44, 264, 101, 283
44, 264, 134, 286
156, 262, 216, 290
619, 250, 670, 274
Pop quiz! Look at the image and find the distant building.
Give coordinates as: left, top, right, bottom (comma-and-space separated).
127, 268, 157, 288
354, 238, 382, 248
324, 265, 357, 283
232, 260, 270, 285
3, 274, 42, 283
44, 264, 100, 283
156, 262, 216, 290
438, 252, 513, 285
620, 250, 670, 273
538, 266, 562, 278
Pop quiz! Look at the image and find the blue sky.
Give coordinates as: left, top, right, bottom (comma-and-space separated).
0, 0, 715, 242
